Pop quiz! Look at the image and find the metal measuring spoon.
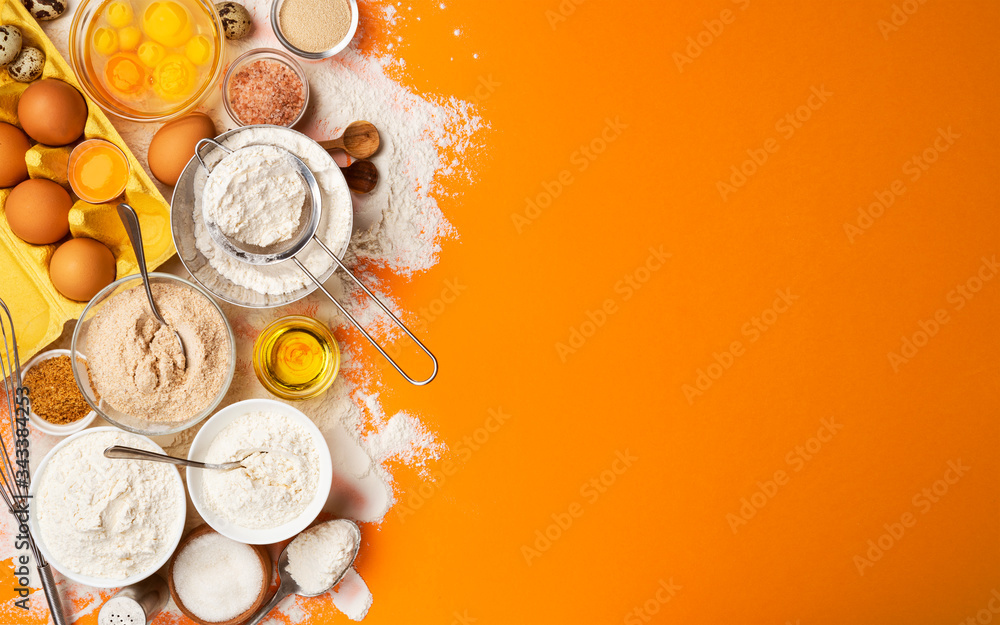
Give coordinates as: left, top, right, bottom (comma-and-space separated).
103, 445, 272, 471
245, 520, 362, 625
116, 203, 187, 366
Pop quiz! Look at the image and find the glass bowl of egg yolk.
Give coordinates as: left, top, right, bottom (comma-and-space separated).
69, 0, 225, 122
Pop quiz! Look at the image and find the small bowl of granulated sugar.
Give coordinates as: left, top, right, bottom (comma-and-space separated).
70, 273, 236, 436
271, 0, 358, 59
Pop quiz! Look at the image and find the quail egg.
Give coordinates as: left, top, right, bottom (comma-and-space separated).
22, 0, 66, 21
8, 47, 44, 82
0, 25, 22, 67
215, 1, 251, 40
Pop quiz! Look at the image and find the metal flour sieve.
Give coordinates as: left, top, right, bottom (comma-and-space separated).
190, 135, 437, 386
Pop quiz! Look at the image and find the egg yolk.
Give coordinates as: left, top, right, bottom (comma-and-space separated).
118, 25, 142, 50
184, 35, 212, 65
105, 53, 147, 95
137, 40, 165, 67
106, 0, 134, 27
153, 54, 196, 100
70, 142, 129, 203
93, 27, 119, 55
142, 1, 191, 47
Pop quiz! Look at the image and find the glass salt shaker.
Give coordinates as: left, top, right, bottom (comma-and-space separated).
98, 574, 169, 625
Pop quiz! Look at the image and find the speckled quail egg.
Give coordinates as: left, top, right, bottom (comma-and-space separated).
215, 1, 251, 40
7, 47, 44, 82
0, 25, 22, 67
21, 0, 67, 21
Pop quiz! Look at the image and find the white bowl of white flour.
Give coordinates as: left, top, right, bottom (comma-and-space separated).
29, 428, 186, 587
187, 398, 333, 544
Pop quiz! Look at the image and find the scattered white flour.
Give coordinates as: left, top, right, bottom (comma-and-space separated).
331, 568, 374, 620
364, 412, 440, 469
286, 520, 359, 594
193, 127, 352, 295
172, 532, 264, 622
34, 430, 183, 581
203, 144, 307, 248
203, 412, 321, 529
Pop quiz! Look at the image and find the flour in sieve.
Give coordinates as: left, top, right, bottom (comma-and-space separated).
193, 127, 352, 295
202, 144, 306, 248
35, 430, 184, 581
202, 412, 320, 529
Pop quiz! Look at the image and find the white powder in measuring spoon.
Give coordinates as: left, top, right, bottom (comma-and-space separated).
172, 532, 264, 622
286, 520, 359, 595
203, 144, 306, 248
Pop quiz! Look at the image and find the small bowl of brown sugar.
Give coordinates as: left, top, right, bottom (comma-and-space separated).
223, 49, 310, 128
271, 0, 358, 59
21, 350, 97, 437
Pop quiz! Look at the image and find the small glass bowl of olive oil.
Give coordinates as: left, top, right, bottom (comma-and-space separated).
252, 316, 340, 400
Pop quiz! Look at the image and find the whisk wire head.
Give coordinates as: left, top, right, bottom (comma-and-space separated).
0, 298, 32, 512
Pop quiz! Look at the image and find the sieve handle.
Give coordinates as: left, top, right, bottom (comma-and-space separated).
37, 562, 68, 625
292, 242, 439, 386
194, 138, 232, 174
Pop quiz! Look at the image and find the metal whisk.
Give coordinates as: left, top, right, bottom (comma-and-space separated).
0, 298, 68, 625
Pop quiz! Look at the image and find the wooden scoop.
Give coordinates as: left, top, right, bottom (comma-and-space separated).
340, 160, 379, 194
319, 121, 380, 159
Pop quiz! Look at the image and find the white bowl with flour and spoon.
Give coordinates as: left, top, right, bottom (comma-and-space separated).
169, 124, 437, 385
185, 398, 333, 544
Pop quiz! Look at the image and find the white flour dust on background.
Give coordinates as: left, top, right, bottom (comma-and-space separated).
18, 1, 488, 622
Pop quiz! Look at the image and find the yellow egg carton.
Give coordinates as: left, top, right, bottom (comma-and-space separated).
0, 0, 173, 361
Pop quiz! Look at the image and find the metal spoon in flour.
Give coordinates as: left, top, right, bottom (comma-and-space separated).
244, 521, 362, 625
116, 203, 187, 366
103, 446, 270, 471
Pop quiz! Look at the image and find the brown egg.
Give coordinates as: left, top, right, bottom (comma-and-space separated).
17, 79, 88, 146
0, 123, 30, 188
5, 179, 72, 244
49, 238, 116, 301
147, 113, 216, 185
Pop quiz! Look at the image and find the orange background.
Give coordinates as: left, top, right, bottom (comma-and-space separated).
364, 1, 999, 623
7, 0, 1000, 624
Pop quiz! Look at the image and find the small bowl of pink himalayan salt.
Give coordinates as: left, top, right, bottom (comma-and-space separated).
223, 48, 310, 128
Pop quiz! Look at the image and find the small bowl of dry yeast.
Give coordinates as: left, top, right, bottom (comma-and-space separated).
271, 0, 358, 59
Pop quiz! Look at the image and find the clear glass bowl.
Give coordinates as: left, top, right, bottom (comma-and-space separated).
70, 273, 235, 436
69, 0, 226, 123
271, 0, 358, 60
222, 48, 309, 127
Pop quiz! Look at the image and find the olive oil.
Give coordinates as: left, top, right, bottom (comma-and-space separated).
253, 316, 339, 400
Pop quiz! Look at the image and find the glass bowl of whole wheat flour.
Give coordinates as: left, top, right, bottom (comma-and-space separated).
70, 273, 236, 436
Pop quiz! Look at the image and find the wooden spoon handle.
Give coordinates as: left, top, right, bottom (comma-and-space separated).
318, 137, 346, 151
